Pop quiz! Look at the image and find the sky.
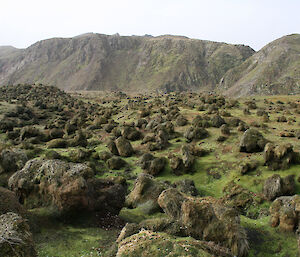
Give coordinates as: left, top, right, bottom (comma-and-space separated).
0, 0, 299, 51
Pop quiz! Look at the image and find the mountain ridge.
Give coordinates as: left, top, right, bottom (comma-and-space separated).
0, 33, 254, 93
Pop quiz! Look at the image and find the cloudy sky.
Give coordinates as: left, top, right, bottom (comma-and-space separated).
1, 0, 299, 50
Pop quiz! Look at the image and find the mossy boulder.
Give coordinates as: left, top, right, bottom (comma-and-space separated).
172, 179, 199, 196
184, 127, 209, 142
181, 197, 249, 257
139, 153, 166, 176
270, 195, 300, 232
116, 230, 216, 257
0, 212, 37, 257
263, 143, 299, 170
115, 137, 134, 157
8, 159, 126, 216
107, 139, 119, 155
239, 128, 267, 153
211, 114, 226, 128
46, 138, 68, 148
107, 156, 127, 170
158, 188, 187, 220
0, 148, 28, 174
222, 181, 262, 215
125, 173, 168, 213
263, 174, 295, 201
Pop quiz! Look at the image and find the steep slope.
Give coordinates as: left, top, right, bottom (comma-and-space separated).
219, 34, 300, 97
0, 33, 254, 92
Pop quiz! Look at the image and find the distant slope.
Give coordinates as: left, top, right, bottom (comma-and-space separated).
0, 33, 254, 92
219, 34, 300, 97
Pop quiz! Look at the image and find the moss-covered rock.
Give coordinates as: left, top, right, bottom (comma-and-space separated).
8, 159, 126, 216
0, 212, 37, 257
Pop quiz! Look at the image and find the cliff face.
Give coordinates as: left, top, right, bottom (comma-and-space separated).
0, 33, 254, 92
219, 34, 300, 97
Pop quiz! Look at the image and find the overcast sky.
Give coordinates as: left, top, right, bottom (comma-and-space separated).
1, 0, 299, 51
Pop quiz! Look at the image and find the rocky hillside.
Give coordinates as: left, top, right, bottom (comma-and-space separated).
219, 34, 300, 96
0, 33, 254, 92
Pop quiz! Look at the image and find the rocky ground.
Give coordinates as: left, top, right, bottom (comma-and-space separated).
0, 84, 300, 256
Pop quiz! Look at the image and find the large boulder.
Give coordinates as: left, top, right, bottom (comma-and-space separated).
263, 174, 295, 201
239, 128, 268, 153
115, 137, 134, 157
8, 159, 126, 215
270, 195, 300, 232
0, 212, 37, 257
125, 173, 168, 213
263, 143, 299, 170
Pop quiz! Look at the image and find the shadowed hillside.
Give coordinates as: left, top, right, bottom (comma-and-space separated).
0, 33, 254, 92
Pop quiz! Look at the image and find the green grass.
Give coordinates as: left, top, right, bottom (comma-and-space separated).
30, 208, 120, 257
241, 216, 299, 257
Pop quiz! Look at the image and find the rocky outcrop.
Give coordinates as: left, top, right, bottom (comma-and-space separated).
8, 159, 126, 215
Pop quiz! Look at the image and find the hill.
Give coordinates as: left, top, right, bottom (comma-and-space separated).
0, 33, 254, 92
219, 34, 300, 96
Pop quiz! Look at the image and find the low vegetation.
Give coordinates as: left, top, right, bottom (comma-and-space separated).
0, 84, 300, 256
